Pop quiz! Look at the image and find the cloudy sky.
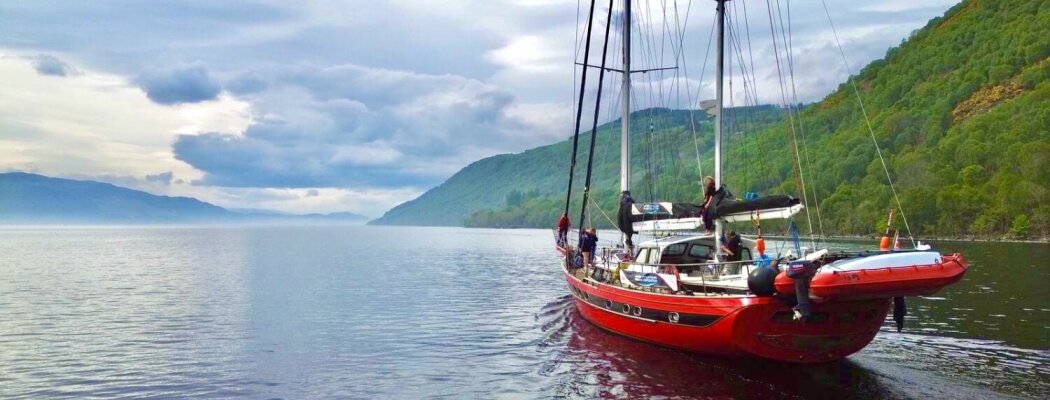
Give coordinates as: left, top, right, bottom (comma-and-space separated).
0, 0, 959, 217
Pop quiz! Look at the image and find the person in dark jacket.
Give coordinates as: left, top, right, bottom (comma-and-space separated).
722, 230, 742, 262
579, 228, 598, 267
617, 191, 636, 253
700, 176, 716, 233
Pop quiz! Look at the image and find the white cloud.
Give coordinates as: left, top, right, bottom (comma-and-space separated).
0, 53, 251, 183
486, 35, 564, 73
178, 185, 423, 217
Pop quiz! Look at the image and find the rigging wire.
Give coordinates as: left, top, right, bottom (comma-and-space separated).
765, 0, 816, 250
738, 0, 771, 191
577, 0, 616, 231
774, 0, 817, 245
564, 0, 599, 222
637, 1, 659, 204
684, 13, 718, 179
588, 196, 619, 230
728, 0, 769, 197
779, 0, 828, 246
819, 0, 915, 247
666, 0, 702, 188
726, 3, 762, 195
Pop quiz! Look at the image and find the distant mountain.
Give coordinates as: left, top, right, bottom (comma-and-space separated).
228, 208, 368, 221
0, 172, 368, 224
372, 0, 1049, 239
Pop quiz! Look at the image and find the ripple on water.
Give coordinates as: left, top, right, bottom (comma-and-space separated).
0, 227, 1046, 399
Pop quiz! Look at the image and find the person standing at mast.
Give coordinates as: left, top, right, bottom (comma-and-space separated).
617, 191, 636, 255
556, 212, 570, 248
700, 176, 716, 234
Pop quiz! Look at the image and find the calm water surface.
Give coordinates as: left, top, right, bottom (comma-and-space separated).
0, 226, 1046, 399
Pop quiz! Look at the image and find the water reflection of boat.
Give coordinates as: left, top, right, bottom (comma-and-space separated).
556, 0, 968, 363
558, 306, 904, 399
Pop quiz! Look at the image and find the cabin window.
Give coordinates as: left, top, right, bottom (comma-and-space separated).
688, 244, 713, 259
636, 248, 652, 264
664, 243, 687, 256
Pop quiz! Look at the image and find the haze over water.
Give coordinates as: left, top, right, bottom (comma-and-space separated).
0, 225, 1046, 399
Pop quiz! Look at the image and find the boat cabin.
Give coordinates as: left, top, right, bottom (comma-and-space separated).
619, 234, 759, 294
633, 234, 755, 266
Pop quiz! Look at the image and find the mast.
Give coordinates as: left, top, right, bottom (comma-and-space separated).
620, 0, 631, 192
714, 0, 726, 250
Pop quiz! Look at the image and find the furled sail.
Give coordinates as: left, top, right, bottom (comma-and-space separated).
630, 186, 802, 232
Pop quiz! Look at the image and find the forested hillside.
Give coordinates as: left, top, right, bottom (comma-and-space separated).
374, 0, 1049, 239
370, 106, 784, 227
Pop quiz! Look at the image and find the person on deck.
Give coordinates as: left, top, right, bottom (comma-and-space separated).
580, 228, 598, 268
617, 191, 636, 254
556, 212, 570, 247
721, 230, 742, 262
700, 176, 717, 233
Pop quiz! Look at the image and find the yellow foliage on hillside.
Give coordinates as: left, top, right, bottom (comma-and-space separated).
952, 82, 1024, 123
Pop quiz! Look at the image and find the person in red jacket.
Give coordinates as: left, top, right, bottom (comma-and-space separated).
556, 212, 570, 247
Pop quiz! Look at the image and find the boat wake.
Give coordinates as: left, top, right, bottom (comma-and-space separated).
861, 330, 1049, 398
532, 293, 1045, 399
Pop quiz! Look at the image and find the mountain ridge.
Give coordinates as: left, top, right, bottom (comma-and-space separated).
0, 172, 369, 224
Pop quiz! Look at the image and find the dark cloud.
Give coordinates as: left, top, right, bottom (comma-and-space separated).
170, 63, 546, 189
173, 131, 440, 188
135, 64, 221, 105
145, 171, 174, 185
30, 54, 76, 76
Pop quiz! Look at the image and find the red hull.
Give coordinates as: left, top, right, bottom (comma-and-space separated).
564, 269, 890, 363
774, 253, 968, 301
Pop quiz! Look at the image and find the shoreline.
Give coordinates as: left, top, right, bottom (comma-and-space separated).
755, 234, 1049, 244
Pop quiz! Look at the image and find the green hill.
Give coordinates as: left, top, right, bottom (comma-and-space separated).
370, 106, 785, 227
372, 0, 1049, 239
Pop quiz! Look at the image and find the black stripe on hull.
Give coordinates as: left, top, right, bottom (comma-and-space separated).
567, 284, 721, 327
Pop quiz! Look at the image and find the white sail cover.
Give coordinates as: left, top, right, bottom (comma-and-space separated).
633, 204, 804, 232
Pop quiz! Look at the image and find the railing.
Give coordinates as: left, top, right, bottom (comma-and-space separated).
582, 247, 772, 296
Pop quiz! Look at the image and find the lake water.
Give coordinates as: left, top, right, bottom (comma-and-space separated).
0, 225, 1046, 399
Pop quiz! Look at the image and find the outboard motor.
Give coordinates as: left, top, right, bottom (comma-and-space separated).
786, 260, 819, 321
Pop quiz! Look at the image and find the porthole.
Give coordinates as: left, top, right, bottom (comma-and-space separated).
605, 300, 612, 309
622, 304, 631, 314
632, 306, 642, 317
669, 312, 680, 323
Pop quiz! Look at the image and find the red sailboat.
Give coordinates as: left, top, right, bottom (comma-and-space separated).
556, 0, 967, 363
